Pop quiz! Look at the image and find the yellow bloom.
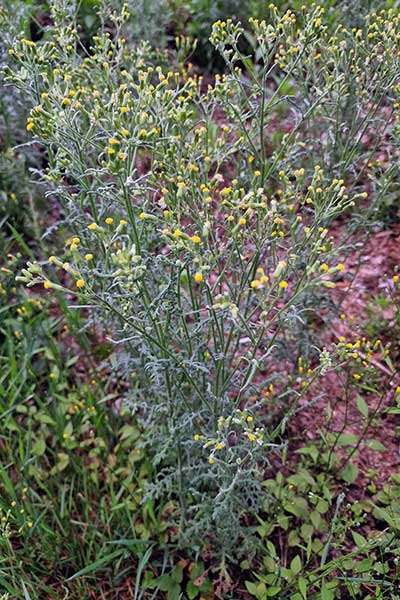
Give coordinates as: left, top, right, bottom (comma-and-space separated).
76, 279, 85, 289
194, 272, 203, 283
220, 187, 231, 196
191, 235, 201, 244
279, 281, 288, 289
105, 217, 114, 225
44, 281, 52, 289
85, 254, 93, 261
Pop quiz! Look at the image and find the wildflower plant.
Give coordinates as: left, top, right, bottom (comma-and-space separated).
0, 2, 44, 245
6, 0, 400, 553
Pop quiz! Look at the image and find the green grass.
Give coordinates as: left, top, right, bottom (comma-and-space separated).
0, 259, 166, 598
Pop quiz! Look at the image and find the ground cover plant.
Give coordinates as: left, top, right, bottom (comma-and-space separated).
0, 0, 400, 598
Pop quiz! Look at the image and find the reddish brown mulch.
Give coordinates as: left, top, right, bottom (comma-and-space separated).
292, 223, 400, 493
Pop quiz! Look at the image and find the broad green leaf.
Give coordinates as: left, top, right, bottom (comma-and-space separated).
266, 540, 277, 557
298, 577, 307, 599
36, 414, 56, 425
352, 531, 367, 548
295, 446, 318, 461
171, 565, 183, 583
245, 581, 267, 600
157, 574, 173, 591
245, 581, 259, 596
356, 395, 369, 418
32, 437, 46, 456
290, 555, 302, 575
310, 510, 321, 529
63, 421, 73, 437
366, 439, 386, 451
186, 580, 199, 599
316, 498, 329, 514
341, 463, 359, 484
56, 452, 70, 472
167, 584, 180, 600
284, 496, 309, 518
288, 530, 301, 546
336, 434, 359, 446
321, 583, 334, 600
300, 523, 314, 540
266, 586, 281, 597
263, 556, 277, 572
